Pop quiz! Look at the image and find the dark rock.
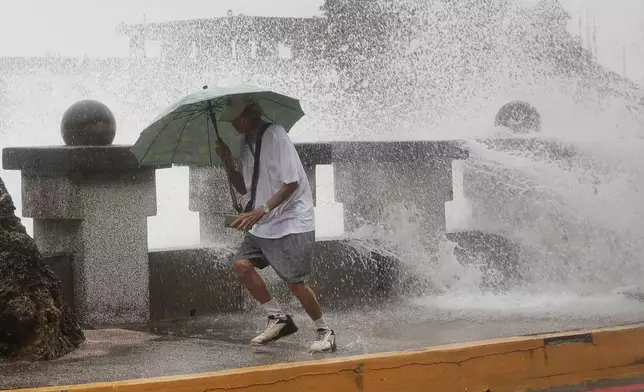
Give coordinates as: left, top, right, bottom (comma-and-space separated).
60, 99, 116, 146
494, 100, 542, 133
0, 177, 84, 360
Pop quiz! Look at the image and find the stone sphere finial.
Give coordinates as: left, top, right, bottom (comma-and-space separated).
61, 100, 116, 146
494, 100, 541, 134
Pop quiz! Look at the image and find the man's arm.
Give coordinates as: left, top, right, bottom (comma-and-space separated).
264, 127, 301, 211
232, 181, 298, 230
215, 139, 246, 195
223, 155, 247, 195
264, 181, 298, 211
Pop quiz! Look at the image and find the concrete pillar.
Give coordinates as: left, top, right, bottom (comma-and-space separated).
188, 166, 245, 246
1, 100, 164, 326
20, 168, 157, 325
333, 141, 468, 251
302, 164, 316, 206
461, 138, 568, 232
459, 138, 591, 268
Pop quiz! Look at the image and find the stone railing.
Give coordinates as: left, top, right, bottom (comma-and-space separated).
2, 100, 471, 325
190, 141, 468, 243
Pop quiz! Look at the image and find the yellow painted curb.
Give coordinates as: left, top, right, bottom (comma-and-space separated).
8, 323, 644, 392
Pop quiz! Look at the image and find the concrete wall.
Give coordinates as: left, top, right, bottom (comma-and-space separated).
42, 253, 75, 312
148, 247, 242, 321
309, 239, 400, 305
149, 239, 401, 321
43, 238, 402, 325
445, 230, 523, 292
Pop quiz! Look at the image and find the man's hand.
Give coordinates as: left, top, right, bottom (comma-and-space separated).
215, 139, 231, 159
215, 139, 247, 195
231, 208, 266, 230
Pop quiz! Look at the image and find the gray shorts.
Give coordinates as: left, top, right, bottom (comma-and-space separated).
234, 231, 315, 284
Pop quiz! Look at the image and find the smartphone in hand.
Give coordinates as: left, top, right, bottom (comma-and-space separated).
224, 213, 238, 228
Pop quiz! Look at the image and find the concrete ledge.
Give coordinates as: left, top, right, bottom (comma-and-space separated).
11, 323, 644, 392
146, 240, 402, 321
332, 140, 469, 163
39, 240, 402, 324
293, 143, 333, 166
2, 145, 169, 172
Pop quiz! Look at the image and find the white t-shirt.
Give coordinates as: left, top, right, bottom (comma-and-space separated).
240, 124, 315, 239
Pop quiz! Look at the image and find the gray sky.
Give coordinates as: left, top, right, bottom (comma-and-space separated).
0, 0, 642, 82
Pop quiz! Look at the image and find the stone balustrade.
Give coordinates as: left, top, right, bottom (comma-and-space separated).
189, 142, 333, 245
2, 100, 474, 325
190, 141, 467, 245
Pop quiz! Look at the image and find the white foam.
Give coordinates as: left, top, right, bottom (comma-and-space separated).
413, 291, 644, 318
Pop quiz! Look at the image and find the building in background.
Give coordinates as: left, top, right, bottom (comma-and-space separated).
116, 15, 327, 63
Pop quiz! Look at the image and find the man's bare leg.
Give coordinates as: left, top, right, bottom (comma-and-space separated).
288, 282, 336, 352
235, 260, 298, 345
287, 282, 323, 321
234, 259, 272, 304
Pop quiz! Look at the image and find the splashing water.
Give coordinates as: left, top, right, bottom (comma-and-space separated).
1, 1, 644, 320
348, 87, 644, 315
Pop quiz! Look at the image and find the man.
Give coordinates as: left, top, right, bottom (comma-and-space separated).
215, 95, 337, 353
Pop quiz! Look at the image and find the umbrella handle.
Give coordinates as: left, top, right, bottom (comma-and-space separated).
207, 104, 222, 140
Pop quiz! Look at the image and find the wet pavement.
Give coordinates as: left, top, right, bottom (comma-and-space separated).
2, 299, 644, 390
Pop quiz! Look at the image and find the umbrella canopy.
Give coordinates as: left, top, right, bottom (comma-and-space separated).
130, 85, 305, 167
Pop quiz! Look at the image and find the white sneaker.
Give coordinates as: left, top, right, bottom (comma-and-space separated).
309, 328, 337, 353
251, 315, 298, 345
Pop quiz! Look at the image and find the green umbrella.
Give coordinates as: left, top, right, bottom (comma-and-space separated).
131, 84, 305, 167
130, 84, 305, 213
